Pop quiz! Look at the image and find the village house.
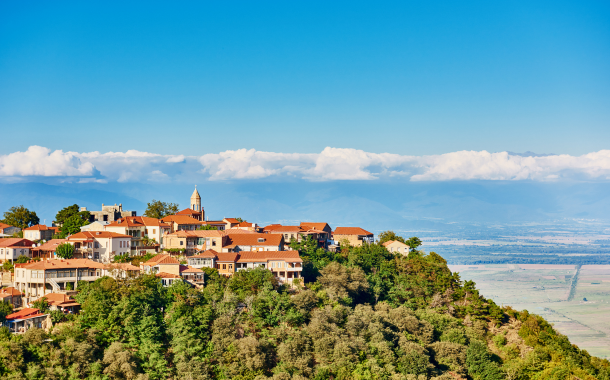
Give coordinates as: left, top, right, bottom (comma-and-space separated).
264, 225, 330, 248
382, 240, 410, 255
23, 225, 57, 241
140, 254, 180, 275
187, 249, 218, 269
32, 293, 80, 313
104, 218, 146, 253
180, 266, 204, 286
104, 216, 168, 254
236, 251, 303, 284
31, 239, 67, 260
163, 230, 228, 255
0, 222, 21, 237
234, 221, 258, 231
0, 238, 34, 262
0, 287, 24, 308
161, 215, 204, 233
67, 231, 132, 262
215, 252, 239, 276
333, 227, 374, 247
221, 233, 284, 252
3, 308, 50, 334
13, 259, 107, 304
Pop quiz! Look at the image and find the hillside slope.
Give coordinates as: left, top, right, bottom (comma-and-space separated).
1, 241, 609, 380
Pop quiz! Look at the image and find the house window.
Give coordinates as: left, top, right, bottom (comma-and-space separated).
212, 240, 216, 246
180, 241, 183, 246
153, 229, 156, 234
222, 264, 226, 270
229, 264, 233, 270
94, 252, 99, 260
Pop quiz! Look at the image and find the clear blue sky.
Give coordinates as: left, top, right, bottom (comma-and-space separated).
1, 0, 608, 156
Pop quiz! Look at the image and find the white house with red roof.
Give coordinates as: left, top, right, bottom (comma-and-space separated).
23, 224, 58, 241
67, 231, 132, 262
0, 238, 34, 262
3, 307, 50, 334
333, 227, 374, 246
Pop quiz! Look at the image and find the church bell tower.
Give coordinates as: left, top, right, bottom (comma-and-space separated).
191, 186, 201, 212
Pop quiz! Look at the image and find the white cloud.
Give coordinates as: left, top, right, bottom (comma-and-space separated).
1, 146, 609, 183
0, 146, 95, 177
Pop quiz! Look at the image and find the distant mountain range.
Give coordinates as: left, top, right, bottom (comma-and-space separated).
1, 180, 609, 232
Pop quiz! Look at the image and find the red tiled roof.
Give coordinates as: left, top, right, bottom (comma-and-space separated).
224, 233, 283, 249
161, 215, 204, 225
0, 238, 34, 248
21, 259, 106, 270
263, 224, 283, 232
106, 263, 141, 271
34, 293, 79, 307
6, 308, 43, 320
382, 240, 408, 247
0, 222, 14, 230
266, 226, 303, 233
32, 239, 68, 252
237, 251, 302, 263
191, 249, 219, 258
24, 224, 52, 231
224, 218, 240, 223
180, 266, 203, 273
0, 287, 24, 296
333, 227, 373, 236
236, 222, 254, 227
68, 231, 131, 240
224, 228, 257, 234
143, 254, 180, 266
106, 217, 145, 227
300, 222, 330, 231
215, 252, 239, 262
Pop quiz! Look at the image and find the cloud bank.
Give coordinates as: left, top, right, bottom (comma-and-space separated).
1, 146, 609, 183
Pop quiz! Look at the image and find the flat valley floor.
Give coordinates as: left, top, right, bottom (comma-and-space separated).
449, 264, 610, 359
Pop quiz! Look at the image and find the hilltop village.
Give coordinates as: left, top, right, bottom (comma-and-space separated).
0, 187, 393, 334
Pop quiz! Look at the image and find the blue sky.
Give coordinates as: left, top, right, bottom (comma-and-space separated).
1, 1, 609, 156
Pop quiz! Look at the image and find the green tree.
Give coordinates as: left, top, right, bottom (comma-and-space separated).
0, 301, 12, 323
198, 224, 218, 230
59, 214, 89, 238
54, 204, 90, 226
377, 230, 407, 244
56, 243, 75, 259
228, 267, 278, 298
2, 260, 14, 272
1, 205, 39, 230
406, 237, 423, 252
32, 297, 50, 313
15, 255, 29, 264
141, 235, 158, 246
144, 199, 179, 219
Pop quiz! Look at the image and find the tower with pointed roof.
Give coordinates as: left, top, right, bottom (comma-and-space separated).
191, 186, 202, 213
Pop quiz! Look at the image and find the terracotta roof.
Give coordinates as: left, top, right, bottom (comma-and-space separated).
24, 224, 53, 231
202, 220, 226, 225
266, 225, 303, 233
225, 228, 257, 234
237, 251, 302, 263
34, 293, 79, 307
0, 287, 24, 296
191, 249, 219, 258
225, 234, 283, 249
300, 222, 330, 231
0, 222, 14, 230
215, 252, 239, 262
176, 208, 202, 216
382, 240, 408, 247
21, 258, 107, 270
224, 218, 240, 223
0, 238, 34, 248
68, 231, 131, 240
263, 224, 283, 232
334, 227, 373, 236
161, 215, 204, 225
106, 217, 145, 227
156, 272, 181, 279
143, 254, 180, 266
5, 308, 45, 320
32, 239, 68, 252
180, 265, 204, 273
167, 230, 226, 238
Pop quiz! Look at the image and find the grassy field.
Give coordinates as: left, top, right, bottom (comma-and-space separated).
449, 264, 610, 359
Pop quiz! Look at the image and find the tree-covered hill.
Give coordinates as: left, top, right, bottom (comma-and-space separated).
1, 239, 609, 380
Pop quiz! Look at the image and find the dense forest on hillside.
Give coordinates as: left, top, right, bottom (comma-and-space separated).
1, 237, 609, 380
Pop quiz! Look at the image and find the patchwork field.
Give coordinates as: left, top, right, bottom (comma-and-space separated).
449, 264, 610, 359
